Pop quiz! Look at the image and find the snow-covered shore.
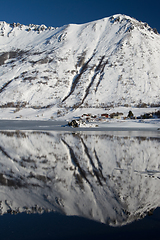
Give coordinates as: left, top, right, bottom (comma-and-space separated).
1, 106, 159, 131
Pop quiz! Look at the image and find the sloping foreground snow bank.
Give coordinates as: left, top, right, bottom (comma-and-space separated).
0, 131, 160, 226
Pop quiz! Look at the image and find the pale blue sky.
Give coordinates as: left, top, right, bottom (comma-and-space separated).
1, 0, 160, 32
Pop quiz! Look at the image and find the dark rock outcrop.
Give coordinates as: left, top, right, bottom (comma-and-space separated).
68, 120, 79, 128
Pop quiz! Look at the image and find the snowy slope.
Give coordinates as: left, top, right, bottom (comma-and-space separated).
0, 131, 160, 226
0, 14, 160, 119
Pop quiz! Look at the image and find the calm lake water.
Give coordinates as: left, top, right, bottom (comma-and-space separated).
0, 128, 160, 239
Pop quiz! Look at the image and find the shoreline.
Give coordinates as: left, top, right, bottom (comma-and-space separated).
0, 119, 159, 132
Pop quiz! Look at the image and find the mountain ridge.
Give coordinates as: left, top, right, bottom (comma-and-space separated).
0, 14, 160, 119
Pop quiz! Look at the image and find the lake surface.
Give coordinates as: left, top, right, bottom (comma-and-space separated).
0, 126, 160, 239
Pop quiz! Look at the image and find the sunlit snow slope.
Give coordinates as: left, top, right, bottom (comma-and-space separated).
0, 14, 160, 118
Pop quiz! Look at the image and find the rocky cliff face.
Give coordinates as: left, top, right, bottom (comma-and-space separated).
0, 130, 160, 226
0, 14, 160, 118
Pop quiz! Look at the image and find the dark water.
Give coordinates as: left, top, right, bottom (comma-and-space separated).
0, 120, 159, 132
1, 209, 160, 240
0, 128, 160, 239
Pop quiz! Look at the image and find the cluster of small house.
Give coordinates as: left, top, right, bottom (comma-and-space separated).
81, 112, 125, 121
80, 110, 160, 122
68, 110, 160, 127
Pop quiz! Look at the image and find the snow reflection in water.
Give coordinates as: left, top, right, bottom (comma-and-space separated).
0, 130, 160, 226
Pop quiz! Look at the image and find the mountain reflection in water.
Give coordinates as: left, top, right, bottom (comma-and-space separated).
0, 130, 160, 226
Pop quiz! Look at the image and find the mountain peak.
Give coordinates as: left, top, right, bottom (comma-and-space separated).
0, 14, 160, 119
0, 20, 56, 37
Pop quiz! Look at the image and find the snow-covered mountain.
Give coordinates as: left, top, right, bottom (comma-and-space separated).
0, 131, 160, 226
0, 14, 160, 119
